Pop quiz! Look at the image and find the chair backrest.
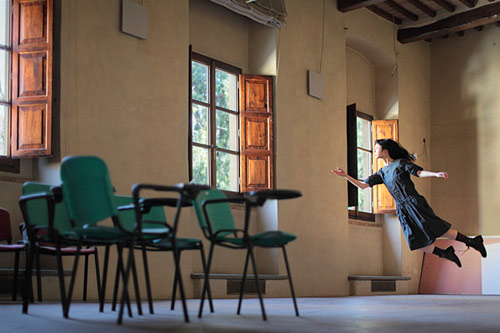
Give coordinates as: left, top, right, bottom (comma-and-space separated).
22, 182, 73, 232
192, 189, 236, 237
0, 208, 12, 243
60, 156, 117, 227
114, 195, 167, 232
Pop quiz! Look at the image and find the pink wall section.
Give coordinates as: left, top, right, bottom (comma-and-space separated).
419, 238, 500, 295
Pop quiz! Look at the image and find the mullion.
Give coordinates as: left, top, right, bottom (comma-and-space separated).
357, 146, 372, 153
210, 60, 217, 187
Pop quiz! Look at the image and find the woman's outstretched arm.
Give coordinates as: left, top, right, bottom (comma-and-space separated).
330, 167, 370, 189
417, 170, 448, 178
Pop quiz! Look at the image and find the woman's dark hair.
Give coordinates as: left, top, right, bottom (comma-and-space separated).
375, 139, 415, 162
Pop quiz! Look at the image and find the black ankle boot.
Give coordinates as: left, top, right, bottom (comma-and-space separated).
469, 235, 487, 258
440, 246, 462, 268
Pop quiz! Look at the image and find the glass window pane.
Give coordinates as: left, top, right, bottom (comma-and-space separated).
192, 61, 208, 103
357, 149, 372, 180
0, 0, 9, 47
192, 104, 208, 144
357, 117, 371, 150
216, 110, 238, 151
0, 49, 10, 102
0, 104, 8, 156
358, 188, 372, 213
216, 151, 239, 192
192, 146, 209, 185
215, 69, 237, 111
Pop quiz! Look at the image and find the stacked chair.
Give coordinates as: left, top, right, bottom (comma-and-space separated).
19, 155, 209, 324
193, 188, 301, 320
0, 207, 26, 301
20, 183, 100, 304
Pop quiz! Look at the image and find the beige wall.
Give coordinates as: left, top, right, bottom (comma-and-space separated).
430, 26, 500, 236
0, 1, 439, 299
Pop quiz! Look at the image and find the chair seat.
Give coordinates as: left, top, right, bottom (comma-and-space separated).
149, 237, 201, 249
73, 226, 129, 240
0, 244, 25, 251
218, 231, 297, 248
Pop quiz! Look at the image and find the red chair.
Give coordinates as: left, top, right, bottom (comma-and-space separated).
0, 207, 26, 301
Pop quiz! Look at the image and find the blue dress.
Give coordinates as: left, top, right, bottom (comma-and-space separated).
364, 159, 451, 250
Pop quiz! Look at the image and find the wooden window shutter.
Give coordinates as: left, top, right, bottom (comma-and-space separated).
11, 0, 53, 157
372, 119, 399, 214
346, 104, 358, 207
239, 75, 273, 192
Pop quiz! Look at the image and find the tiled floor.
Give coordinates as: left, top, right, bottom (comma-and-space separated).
1, 295, 500, 332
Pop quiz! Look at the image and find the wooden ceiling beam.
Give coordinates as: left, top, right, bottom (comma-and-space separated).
431, 0, 455, 12
407, 0, 436, 17
398, 2, 500, 43
385, 0, 419, 21
337, 0, 386, 12
367, 5, 402, 24
457, 0, 477, 9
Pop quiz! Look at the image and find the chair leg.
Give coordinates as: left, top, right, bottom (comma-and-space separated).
237, 248, 251, 315
130, 248, 143, 315
118, 242, 135, 325
54, 240, 68, 318
83, 253, 89, 301
35, 247, 42, 302
170, 251, 179, 311
100, 245, 110, 313
248, 245, 267, 321
282, 246, 299, 316
111, 245, 121, 312
172, 249, 189, 323
12, 250, 20, 301
199, 246, 214, 313
93, 247, 102, 310
115, 245, 132, 317
65, 241, 82, 318
22, 245, 35, 314
141, 244, 154, 314
198, 243, 214, 318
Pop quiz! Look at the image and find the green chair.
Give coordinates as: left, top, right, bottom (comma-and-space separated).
20, 182, 101, 304
193, 188, 301, 320
112, 192, 214, 317
19, 183, 103, 317
58, 156, 171, 323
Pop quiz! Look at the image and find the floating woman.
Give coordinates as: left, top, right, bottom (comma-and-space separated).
331, 138, 486, 267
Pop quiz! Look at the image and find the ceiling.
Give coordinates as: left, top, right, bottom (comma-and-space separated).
338, 0, 500, 43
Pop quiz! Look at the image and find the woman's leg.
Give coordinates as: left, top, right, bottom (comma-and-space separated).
442, 228, 487, 258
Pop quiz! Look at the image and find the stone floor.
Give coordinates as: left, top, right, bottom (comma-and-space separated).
1, 295, 500, 332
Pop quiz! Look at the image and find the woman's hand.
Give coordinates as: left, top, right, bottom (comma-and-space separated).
436, 172, 448, 178
330, 167, 346, 177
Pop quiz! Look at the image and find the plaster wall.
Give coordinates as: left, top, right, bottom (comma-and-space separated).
430, 26, 500, 236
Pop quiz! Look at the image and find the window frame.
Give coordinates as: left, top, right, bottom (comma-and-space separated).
348, 109, 375, 222
0, 1, 19, 173
189, 51, 242, 194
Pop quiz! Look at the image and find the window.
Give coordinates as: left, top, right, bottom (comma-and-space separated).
189, 50, 274, 193
347, 104, 374, 221
190, 52, 242, 192
0, 0, 53, 172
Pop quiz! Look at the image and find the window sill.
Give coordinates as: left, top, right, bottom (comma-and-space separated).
349, 219, 383, 228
